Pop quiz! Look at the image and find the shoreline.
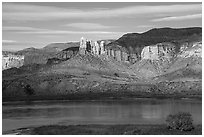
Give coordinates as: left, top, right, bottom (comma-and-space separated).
2, 93, 202, 103
3, 124, 202, 135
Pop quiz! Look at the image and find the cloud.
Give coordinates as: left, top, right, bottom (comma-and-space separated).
18, 30, 116, 34
2, 39, 17, 43
3, 25, 121, 35
3, 26, 46, 31
151, 14, 202, 22
65, 23, 113, 30
3, 3, 201, 21
136, 25, 154, 28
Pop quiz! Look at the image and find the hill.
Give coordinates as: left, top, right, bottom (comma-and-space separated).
2, 27, 202, 101
107, 27, 201, 59
153, 42, 202, 82
42, 42, 79, 52
13, 42, 79, 65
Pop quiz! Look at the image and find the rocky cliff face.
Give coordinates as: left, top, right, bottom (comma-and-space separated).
141, 42, 177, 60
107, 27, 202, 62
2, 54, 24, 70
178, 42, 202, 58
130, 40, 202, 79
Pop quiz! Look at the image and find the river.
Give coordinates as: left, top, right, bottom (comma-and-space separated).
2, 98, 202, 132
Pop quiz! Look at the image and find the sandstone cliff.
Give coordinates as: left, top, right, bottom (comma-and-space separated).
130, 41, 202, 79
107, 27, 201, 62
2, 53, 24, 70
141, 42, 177, 60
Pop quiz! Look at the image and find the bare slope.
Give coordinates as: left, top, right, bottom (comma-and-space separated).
153, 42, 202, 82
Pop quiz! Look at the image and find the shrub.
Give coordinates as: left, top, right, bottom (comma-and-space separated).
24, 84, 35, 96
83, 72, 90, 75
114, 73, 119, 77
166, 112, 194, 131
123, 129, 142, 135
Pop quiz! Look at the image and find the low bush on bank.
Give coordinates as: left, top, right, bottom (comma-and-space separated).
166, 112, 194, 131
83, 72, 90, 75
114, 73, 119, 77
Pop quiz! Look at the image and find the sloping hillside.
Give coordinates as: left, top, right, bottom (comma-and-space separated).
51, 53, 140, 78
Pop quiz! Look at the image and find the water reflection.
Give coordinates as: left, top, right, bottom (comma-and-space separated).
2, 99, 202, 132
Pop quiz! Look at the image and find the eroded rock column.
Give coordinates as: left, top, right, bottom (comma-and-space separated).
79, 37, 87, 55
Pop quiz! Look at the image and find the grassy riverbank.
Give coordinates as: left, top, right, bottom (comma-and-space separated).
4, 124, 202, 135
2, 91, 202, 102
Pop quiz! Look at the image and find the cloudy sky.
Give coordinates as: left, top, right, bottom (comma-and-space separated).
2, 2, 202, 51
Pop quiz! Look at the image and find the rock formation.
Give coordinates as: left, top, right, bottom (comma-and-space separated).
106, 48, 129, 62
79, 37, 130, 63
94, 41, 100, 55
178, 42, 202, 58
79, 37, 107, 56
2, 54, 24, 70
79, 37, 87, 55
107, 27, 201, 62
141, 42, 176, 60
132, 41, 202, 78
100, 41, 106, 54
2, 28, 202, 101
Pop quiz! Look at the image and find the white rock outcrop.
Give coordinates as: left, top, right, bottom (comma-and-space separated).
79, 37, 107, 56
178, 42, 202, 58
141, 43, 176, 60
79, 37, 87, 55
100, 41, 106, 54
2, 54, 24, 70
94, 41, 100, 55
78, 37, 131, 62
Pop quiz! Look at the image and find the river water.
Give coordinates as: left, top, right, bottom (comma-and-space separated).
2, 98, 202, 132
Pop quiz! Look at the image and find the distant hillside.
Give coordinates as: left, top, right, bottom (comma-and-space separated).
97, 39, 115, 45
42, 42, 80, 52
2, 51, 16, 55
107, 27, 202, 58
13, 42, 80, 65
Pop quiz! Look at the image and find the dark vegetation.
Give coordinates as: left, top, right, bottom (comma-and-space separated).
166, 112, 194, 131
5, 112, 199, 135
2, 91, 202, 102
23, 84, 35, 96
83, 72, 90, 75
7, 124, 201, 135
114, 73, 119, 77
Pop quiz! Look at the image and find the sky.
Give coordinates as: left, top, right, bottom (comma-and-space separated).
2, 2, 202, 51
